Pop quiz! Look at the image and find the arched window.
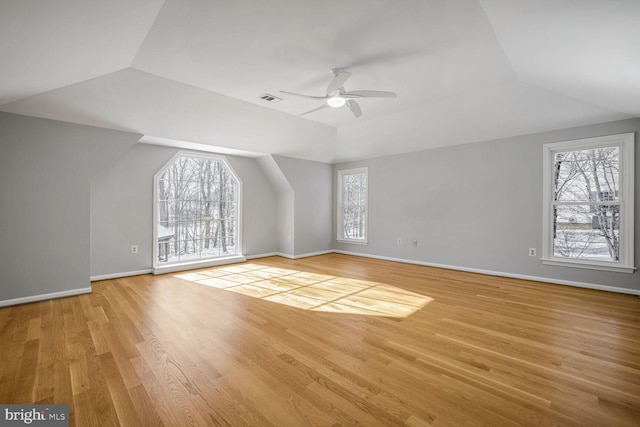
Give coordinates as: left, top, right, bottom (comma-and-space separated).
154, 152, 241, 269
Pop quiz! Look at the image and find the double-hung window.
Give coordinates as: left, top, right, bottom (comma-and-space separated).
337, 167, 368, 243
542, 133, 635, 273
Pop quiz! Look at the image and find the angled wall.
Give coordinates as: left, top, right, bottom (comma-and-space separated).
0, 112, 139, 304
273, 155, 333, 257
256, 155, 294, 256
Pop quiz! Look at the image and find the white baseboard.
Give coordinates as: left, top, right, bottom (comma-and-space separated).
152, 255, 247, 275
287, 250, 334, 260
245, 252, 280, 259
91, 269, 153, 282
275, 252, 295, 259
6, 251, 635, 308
89, 253, 280, 282
0, 287, 93, 308
249, 250, 333, 260
297, 250, 334, 259
333, 250, 640, 296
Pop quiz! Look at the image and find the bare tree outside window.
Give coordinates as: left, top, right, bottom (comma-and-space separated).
338, 168, 368, 242
552, 147, 620, 261
342, 173, 367, 239
156, 155, 239, 265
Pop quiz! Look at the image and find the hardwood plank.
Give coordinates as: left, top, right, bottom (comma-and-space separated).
1, 253, 639, 426
99, 352, 144, 427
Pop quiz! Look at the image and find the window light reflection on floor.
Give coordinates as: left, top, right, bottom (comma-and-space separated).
174, 263, 433, 318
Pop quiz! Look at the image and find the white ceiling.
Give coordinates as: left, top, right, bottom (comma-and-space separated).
1, 0, 638, 163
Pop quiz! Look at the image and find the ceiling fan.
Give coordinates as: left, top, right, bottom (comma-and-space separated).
280, 68, 397, 118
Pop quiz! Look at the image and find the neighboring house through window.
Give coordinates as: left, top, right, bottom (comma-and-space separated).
337, 167, 368, 243
542, 133, 634, 273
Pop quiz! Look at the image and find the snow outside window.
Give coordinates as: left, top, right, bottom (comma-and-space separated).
337, 167, 368, 244
542, 133, 635, 273
154, 152, 241, 268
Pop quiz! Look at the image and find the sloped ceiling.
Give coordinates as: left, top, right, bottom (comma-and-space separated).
1, 0, 638, 163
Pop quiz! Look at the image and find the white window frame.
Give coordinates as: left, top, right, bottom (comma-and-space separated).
153, 151, 244, 274
541, 133, 635, 273
337, 167, 369, 244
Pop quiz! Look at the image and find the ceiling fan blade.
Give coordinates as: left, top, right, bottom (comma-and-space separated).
300, 103, 330, 116
346, 100, 362, 118
343, 90, 397, 98
326, 71, 351, 95
280, 90, 327, 100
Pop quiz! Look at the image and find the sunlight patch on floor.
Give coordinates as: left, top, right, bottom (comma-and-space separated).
174, 263, 433, 317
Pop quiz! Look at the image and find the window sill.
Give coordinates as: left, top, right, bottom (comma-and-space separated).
153, 255, 247, 275
336, 239, 368, 246
541, 258, 636, 274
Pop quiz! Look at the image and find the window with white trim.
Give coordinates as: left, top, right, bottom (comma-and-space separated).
154, 152, 241, 267
542, 133, 635, 273
337, 167, 368, 243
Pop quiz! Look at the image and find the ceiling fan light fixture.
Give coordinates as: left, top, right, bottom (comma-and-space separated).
281, 70, 397, 118
327, 96, 346, 108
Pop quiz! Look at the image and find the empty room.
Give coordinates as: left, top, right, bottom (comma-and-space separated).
1, 1, 639, 426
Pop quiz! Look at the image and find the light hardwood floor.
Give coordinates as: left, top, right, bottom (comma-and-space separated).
1, 253, 639, 426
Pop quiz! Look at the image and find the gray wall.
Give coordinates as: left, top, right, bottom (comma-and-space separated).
90, 144, 278, 277
0, 112, 139, 302
2, 110, 636, 303
256, 155, 294, 256
276, 191, 295, 255
90, 144, 174, 277
227, 155, 279, 257
334, 118, 640, 292
273, 155, 333, 256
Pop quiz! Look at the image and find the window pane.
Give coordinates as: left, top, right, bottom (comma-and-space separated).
554, 147, 619, 202
343, 173, 367, 206
339, 170, 368, 241
156, 155, 240, 265
553, 204, 619, 262
201, 244, 220, 258
178, 200, 200, 221
343, 206, 366, 239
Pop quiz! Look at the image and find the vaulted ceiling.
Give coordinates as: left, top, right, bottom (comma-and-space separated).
1, 0, 638, 163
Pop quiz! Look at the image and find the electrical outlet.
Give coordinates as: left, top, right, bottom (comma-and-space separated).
396, 237, 402, 245
131, 245, 138, 254
528, 248, 536, 257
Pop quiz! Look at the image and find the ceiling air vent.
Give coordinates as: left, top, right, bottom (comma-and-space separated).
259, 93, 282, 103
